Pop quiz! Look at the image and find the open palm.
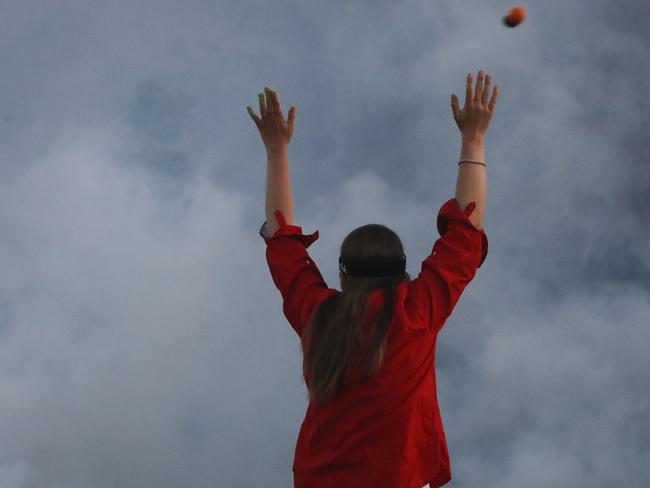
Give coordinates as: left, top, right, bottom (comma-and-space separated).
247, 86, 296, 153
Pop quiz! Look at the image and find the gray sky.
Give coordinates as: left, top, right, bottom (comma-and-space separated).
1, 1, 648, 486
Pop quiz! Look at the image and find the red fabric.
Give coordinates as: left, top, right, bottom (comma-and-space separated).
260, 198, 488, 488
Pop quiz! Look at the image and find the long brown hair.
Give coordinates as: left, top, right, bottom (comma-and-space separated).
301, 223, 410, 406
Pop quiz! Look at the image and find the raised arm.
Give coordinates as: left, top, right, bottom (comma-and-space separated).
456, 136, 486, 230
404, 70, 498, 332
451, 69, 499, 230
247, 85, 297, 236
265, 147, 295, 236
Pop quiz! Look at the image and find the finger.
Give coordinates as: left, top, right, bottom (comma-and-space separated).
482, 74, 491, 106
264, 87, 275, 117
259, 92, 267, 118
465, 73, 472, 108
451, 94, 460, 120
488, 85, 499, 111
270, 87, 282, 117
474, 70, 484, 104
247, 106, 261, 128
287, 106, 296, 135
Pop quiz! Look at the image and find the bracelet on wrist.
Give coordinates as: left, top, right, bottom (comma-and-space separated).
458, 159, 486, 167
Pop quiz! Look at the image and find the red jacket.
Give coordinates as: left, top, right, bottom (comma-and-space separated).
260, 198, 488, 488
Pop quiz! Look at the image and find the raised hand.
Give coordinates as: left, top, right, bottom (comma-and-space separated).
247, 86, 296, 153
451, 70, 499, 139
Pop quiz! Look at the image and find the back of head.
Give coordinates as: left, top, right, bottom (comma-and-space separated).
302, 223, 410, 406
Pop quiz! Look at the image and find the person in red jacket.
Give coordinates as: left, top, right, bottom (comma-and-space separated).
248, 69, 498, 487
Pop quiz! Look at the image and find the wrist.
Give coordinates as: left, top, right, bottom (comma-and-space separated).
266, 146, 289, 168
461, 134, 485, 146
266, 145, 289, 157
460, 137, 485, 162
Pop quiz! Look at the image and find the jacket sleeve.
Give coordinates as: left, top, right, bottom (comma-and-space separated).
260, 209, 338, 338
405, 198, 488, 334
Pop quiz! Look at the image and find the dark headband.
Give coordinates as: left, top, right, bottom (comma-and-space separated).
339, 254, 406, 278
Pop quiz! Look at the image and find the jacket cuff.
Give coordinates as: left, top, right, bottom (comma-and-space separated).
436, 198, 488, 268
259, 209, 320, 248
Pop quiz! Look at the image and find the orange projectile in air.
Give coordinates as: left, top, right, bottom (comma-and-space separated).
503, 6, 527, 27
